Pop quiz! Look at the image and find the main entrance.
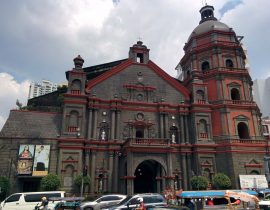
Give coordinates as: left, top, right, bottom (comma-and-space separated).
134, 159, 165, 193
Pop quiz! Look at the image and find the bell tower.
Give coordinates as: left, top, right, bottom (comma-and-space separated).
178, 4, 263, 188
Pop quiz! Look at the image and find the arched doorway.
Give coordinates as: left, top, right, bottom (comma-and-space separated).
134, 160, 165, 193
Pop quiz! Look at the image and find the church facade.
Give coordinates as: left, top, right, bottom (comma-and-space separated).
0, 5, 267, 194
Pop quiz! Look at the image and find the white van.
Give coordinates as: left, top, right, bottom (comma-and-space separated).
0, 191, 65, 210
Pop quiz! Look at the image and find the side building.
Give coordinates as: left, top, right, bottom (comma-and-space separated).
0, 5, 267, 194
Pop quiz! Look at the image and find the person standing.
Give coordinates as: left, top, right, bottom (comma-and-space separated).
35, 145, 47, 171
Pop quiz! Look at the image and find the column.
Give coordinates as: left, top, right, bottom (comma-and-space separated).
116, 111, 121, 140
167, 153, 173, 188
184, 115, 189, 143
181, 154, 188, 190
159, 113, 164, 138
186, 154, 192, 189
252, 110, 260, 137
90, 151, 96, 193
164, 114, 169, 138
108, 152, 114, 192
111, 111, 116, 140
161, 168, 166, 192
180, 114, 185, 143
87, 110, 93, 139
126, 153, 134, 194
93, 110, 98, 139
113, 153, 119, 192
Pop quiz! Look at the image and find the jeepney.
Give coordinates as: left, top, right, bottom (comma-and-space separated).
176, 190, 259, 210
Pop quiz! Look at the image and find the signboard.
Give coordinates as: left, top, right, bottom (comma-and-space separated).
239, 175, 268, 189
32, 145, 50, 176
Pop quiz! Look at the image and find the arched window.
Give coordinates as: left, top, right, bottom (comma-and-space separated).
231, 88, 240, 100
201, 61, 210, 71
249, 170, 259, 175
196, 90, 205, 104
198, 119, 208, 139
226, 59, 234, 68
68, 110, 79, 132
237, 122, 249, 139
70, 111, 79, 127
71, 79, 81, 94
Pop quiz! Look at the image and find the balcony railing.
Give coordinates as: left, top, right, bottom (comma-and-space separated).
214, 136, 266, 144
210, 100, 256, 106
124, 138, 170, 147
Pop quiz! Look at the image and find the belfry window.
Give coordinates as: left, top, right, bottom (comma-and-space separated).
136, 53, 144, 63
226, 59, 234, 68
198, 119, 208, 139
71, 79, 81, 94
201, 61, 210, 71
231, 88, 240, 100
237, 122, 249, 139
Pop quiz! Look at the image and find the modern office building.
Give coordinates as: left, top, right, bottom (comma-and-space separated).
253, 77, 270, 117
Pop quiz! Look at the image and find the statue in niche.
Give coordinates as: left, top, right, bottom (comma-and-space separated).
101, 130, 106, 140
171, 133, 176, 144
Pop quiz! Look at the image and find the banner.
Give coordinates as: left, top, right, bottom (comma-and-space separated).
17, 145, 35, 175
239, 175, 268, 189
32, 145, 50, 176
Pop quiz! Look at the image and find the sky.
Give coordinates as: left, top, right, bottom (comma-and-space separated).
1, 0, 270, 130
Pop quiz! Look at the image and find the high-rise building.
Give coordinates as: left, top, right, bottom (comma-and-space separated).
28, 80, 58, 99
0, 5, 267, 194
253, 77, 270, 117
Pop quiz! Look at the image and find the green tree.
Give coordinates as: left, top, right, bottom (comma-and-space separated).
40, 173, 61, 191
212, 173, 231, 189
190, 176, 209, 190
0, 176, 10, 200
74, 174, 91, 187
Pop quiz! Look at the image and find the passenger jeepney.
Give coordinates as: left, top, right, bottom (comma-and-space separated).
176, 190, 259, 210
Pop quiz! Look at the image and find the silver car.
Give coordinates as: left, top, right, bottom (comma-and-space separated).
80, 194, 127, 210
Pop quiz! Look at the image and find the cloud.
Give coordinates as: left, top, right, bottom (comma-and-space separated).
219, 0, 243, 17
1, 0, 270, 128
0, 73, 30, 130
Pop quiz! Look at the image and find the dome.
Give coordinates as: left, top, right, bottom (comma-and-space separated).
191, 20, 231, 37
188, 5, 233, 40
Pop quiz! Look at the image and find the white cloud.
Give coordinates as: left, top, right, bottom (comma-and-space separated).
0, 73, 30, 131
1, 0, 270, 128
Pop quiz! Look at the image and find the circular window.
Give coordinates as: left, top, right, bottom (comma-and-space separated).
136, 113, 144, 121
137, 93, 144, 101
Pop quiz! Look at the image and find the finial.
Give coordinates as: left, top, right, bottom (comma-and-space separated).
137, 36, 143, 45
73, 55, 84, 69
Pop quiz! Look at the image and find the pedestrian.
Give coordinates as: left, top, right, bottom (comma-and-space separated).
36, 196, 48, 210
137, 197, 146, 210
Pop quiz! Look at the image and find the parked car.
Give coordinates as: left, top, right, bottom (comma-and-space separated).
0, 191, 65, 210
80, 194, 126, 210
103, 193, 167, 210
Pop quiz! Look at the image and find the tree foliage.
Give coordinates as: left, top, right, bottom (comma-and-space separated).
74, 174, 91, 187
212, 173, 231, 189
190, 176, 209, 190
0, 176, 10, 200
40, 173, 61, 191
